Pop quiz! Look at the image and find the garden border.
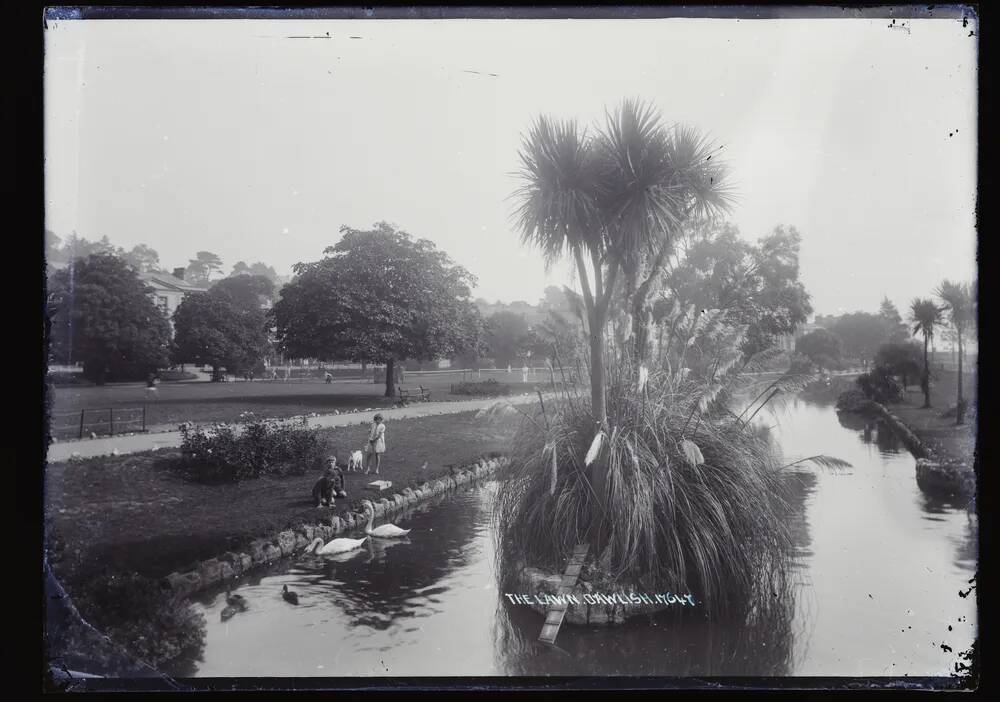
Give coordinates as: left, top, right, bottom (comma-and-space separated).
159, 456, 508, 600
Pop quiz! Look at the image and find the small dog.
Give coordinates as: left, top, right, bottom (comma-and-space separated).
347, 450, 364, 473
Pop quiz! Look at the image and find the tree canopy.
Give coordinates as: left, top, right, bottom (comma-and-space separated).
485, 311, 532, 368
874, 340, 923, 388
172, 277, 271, 377
185, 251, 224, 286
47, 253, 172, 384
795, 328, 844, 371
659, 222, 812, 356
272, 222, 482, 396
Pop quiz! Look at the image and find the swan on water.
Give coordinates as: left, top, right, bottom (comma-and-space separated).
304, 535, 369, 555
363, 509, 411, 539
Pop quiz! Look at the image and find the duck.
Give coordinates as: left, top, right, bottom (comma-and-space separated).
282, 584, 299, 605
221, 604, 240, 621
364, 510, 411, 539
225, 590, 248, 610
303, 535, 369, 555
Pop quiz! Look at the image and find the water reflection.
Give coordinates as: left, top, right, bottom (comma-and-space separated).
835, 410, 903, 455
166, 397, 976, 679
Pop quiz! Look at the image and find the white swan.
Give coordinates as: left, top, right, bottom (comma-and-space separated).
304, 535, 368, 555
364, 510, 411, 539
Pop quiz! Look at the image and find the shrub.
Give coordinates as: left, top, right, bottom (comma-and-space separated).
855, 366, 904, 404
75, 571, 205, 667
178, 413, 328, 483
452, 378, 512, 396
836, 388, 869, 412
157, 369, 197, 382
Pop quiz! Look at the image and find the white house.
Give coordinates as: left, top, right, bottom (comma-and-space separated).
139, 268, 210, 330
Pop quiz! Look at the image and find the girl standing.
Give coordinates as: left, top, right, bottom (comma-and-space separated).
366, 414, 386, 475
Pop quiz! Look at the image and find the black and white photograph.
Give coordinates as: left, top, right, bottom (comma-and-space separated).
41, 6, 980, 690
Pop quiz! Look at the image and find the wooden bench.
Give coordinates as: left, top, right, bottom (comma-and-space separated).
397, 385, 431, 403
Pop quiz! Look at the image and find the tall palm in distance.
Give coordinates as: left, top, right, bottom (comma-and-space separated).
935, 280, 975, 424
910, 298, 945, 409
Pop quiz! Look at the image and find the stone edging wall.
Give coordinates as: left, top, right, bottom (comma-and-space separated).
161, 456, 508, 600
855, 400, 974, 497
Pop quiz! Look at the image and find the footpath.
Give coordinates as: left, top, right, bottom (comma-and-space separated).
46, 393, 541, 462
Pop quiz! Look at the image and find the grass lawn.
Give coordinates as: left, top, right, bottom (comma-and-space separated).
45, 411, 516, 591
889, 368, 977, 463
48, 376, 553, 438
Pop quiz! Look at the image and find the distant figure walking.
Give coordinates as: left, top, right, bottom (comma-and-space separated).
522, 364, 529, 383
145, 373, 158, 399
365, 414, 387, 475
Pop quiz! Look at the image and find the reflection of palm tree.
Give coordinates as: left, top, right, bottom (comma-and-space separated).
910, 298, 944, 409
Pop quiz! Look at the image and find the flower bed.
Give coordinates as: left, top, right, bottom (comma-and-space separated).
177, 413, 328, 483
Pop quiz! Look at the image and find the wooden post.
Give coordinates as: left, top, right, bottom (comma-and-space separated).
109, 408, 114, 436
538, 543, 590, 646
78, 410, 85, 439
142, 405, 147, 433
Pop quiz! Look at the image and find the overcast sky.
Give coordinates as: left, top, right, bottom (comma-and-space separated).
45, 16, 977, 317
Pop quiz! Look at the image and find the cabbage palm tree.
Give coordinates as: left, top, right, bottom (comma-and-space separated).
512, 99, 730, 521
935, 280, 975, 424
512, 99, 730, 426
910, 297, 945, 409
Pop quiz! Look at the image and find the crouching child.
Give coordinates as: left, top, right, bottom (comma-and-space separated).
312, 457, 348, 507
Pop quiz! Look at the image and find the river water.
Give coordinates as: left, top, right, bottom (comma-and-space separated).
166, 397, 976, 678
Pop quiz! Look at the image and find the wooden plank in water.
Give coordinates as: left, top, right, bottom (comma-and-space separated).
538, 543, 590, 646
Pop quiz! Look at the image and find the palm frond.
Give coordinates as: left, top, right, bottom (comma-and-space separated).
781, 454, 853, 470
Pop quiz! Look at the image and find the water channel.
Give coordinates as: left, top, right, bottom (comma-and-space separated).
166, 396, 977, 678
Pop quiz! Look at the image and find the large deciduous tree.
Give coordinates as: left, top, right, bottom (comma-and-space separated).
172, 276, 271, 379
657, 221, 812, 357
795, 329, 844, 372
47, 253, 172, 384
272, 222, 482, 397
874, 340, 923, 389
485, 311, 532, 368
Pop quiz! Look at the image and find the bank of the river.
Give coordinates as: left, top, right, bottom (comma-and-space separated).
888, 370, 977, 464
45, 410, 517, 592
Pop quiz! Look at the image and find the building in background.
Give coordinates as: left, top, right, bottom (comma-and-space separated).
139, 268, 210, 331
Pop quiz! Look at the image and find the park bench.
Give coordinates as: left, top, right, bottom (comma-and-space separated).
397, 385, 431, 404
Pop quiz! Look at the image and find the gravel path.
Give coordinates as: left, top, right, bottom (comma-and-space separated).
46, 394, 541, 462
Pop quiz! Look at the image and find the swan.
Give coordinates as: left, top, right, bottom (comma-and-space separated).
364, 510, 411, 539
304, 535, 369, 555
282, 585, 299, 605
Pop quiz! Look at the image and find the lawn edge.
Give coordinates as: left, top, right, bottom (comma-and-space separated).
159, 456, 509, 601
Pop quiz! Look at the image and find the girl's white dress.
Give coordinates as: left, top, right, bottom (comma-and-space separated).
369, 422, 386, 454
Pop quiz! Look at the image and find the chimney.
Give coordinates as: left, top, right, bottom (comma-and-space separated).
173, 267, 186, 280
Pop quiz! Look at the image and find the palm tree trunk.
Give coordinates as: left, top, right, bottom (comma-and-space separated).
921, 336, 931, 408
956, 330, 964, 424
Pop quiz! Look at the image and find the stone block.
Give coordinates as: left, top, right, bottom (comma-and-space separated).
199, 559, 224, 588
277, 531, 298, 556
165, 571, 201, 598
263, 543, 282, 562
248, 539, 269, 564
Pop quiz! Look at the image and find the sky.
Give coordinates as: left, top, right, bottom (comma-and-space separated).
44, 15, 978, 318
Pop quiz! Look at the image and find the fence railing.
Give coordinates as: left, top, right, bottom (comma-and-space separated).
49, 406, 147, 440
